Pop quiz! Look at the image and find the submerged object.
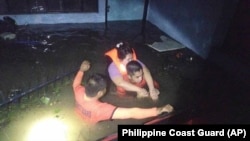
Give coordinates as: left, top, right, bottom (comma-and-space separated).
147, 35, 185, 52
0, 32, 16, 40
40, 96, 50, 105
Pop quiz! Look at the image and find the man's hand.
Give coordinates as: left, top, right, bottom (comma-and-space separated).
162, 104, 174, 113
149, 88, 160, 101
80, 60, 90, 72
136, 88, 149, 98
157, 104, 174, 115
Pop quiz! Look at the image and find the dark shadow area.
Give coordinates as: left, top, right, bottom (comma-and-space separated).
201, 0, 250, 124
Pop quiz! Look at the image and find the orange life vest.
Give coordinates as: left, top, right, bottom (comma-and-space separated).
105, 48, 137, 75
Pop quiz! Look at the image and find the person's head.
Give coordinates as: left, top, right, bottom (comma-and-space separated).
85, 73, 107, 98
126, 60, 143, 84
116, 41, 134, 66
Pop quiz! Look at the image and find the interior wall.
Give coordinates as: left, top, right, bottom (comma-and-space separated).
147, 0, 239, 59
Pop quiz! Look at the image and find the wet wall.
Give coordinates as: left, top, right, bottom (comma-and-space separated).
0, 0, 240, 59
0, 0, 106, 25
147, 0, 239, 59
0, 0, 144, 25
107, 0, 144, 21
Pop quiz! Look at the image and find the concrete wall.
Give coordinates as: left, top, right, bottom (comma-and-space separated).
107, 0, 144, 21
147, 0, 239, 59
0, 0, 106, 25
0, 0, 144, 25
0, 0, 240, 59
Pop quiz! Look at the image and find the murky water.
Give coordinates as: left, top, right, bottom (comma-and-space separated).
0, 21, 249, 141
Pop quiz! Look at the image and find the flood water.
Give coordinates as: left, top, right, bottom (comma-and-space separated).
0, 21, 249, 141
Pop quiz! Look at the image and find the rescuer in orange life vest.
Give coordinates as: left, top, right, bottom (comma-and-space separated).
72, 60, 174, 124
105, 41, 159, 100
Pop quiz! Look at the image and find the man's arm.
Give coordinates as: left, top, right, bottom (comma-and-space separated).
73, 71, 84, 90
112, 104, 173, 119
112, 76, 142, 92
142, 66, 155, 92
137, 60, 156, 93
112, 76, 149, 97
142, 66, 159, 100
72, 60, 90, 90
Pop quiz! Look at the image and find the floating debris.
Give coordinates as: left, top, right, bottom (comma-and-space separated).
0, 32, 16, 40
40, 96, 50, 105
8, 89, 22, 103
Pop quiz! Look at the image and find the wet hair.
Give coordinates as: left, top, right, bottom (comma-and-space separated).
116, 41, 134, 60
126, 60, 143, 76
85, 73, 107, 97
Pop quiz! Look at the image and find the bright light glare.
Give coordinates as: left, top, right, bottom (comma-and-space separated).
27, 118, 67, 141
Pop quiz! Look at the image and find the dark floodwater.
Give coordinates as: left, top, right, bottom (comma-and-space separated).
0, 20, 249, 140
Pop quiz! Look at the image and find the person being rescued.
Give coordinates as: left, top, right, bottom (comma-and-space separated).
105, 41, 160, 100
122, 60, 160, 99
72, 60, 174, 124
